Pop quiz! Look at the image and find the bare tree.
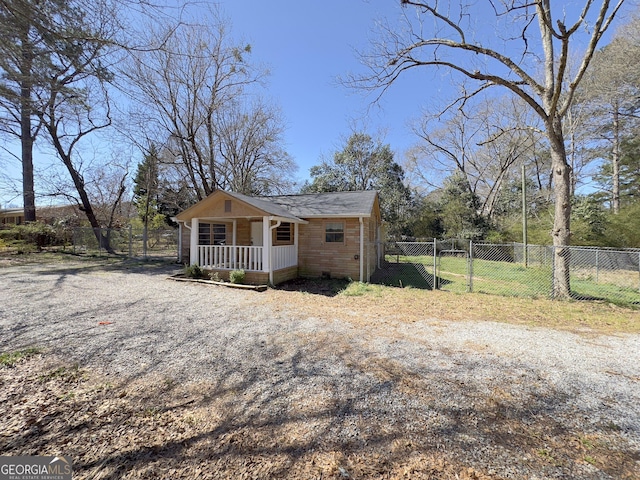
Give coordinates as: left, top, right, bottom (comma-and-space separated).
354, 0, 625, 297
123, 11, 288, 199
32, 0, 125, 252
215, 100, 296, 195
408, 96, 548, 220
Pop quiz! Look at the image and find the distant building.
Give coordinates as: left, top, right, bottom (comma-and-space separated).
0, 205, 82, 227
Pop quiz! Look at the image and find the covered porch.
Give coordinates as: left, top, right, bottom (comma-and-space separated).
182, 215, 305, 285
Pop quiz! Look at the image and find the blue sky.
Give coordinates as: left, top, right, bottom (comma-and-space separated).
218, 0, 438, 184
0, 1, 628, 207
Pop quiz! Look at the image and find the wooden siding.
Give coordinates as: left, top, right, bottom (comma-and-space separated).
175, 191, 267, 221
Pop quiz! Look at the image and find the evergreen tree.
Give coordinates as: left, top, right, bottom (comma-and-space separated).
302, 132, 414, 238
133, 144, 164, 229
437, 171, 487, 240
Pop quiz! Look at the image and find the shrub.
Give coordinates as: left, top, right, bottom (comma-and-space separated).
229, 269, 245, 284
184, 264, 205, 279
0, 222, 64, 252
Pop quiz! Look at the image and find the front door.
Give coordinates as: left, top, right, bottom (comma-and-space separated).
251, 221, 263, 246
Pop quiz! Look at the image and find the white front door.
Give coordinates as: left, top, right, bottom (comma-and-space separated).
251, 221, 263, 246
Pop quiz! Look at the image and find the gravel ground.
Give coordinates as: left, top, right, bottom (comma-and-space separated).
1, 259, 639, 479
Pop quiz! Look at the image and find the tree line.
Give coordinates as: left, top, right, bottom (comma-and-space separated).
1, 1, 636, 295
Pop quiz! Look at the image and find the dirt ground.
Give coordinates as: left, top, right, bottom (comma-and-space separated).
1, 256, 639, 479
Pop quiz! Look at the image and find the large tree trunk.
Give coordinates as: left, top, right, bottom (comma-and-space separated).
19, 23, 36, 223
548, 118, 572, 298
20, 102, 36, 222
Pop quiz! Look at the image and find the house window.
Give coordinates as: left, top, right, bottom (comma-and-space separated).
325, 222, 344, 243
224, 200, 231, 213
198, 223, 226, 245
276, 222, 291, 242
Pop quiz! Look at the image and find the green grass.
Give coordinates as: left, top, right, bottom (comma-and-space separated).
341, 282, 384, 297
382, 254, 640, 308
0, 347, 41, 367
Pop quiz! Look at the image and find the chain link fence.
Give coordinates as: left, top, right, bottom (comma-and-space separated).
72, 227, 178, 259
371, 240, 640, 308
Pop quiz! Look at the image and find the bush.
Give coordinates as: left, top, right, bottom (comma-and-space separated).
184, 264, 205, 279
229, 269, 245, 284
0, 222, 64, 252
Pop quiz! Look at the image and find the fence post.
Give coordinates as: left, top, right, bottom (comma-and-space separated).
551, 246, 556, 299
129, 225, 133, 258
595, 249, 599, 284
433, 238, 437, 290
468, 240, 473, 293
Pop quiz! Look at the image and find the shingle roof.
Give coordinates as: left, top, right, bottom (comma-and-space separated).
224, 191, 306, 221
176, 190, 379, 222
257, 190, 378, 218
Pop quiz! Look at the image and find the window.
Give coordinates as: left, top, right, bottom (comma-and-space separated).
212, 224, 226, 244
198, 223, 226, 245
325, 222, 344, 243
276, 222, 291, 242
224, 200, 232, 213
198, 223, 211, 245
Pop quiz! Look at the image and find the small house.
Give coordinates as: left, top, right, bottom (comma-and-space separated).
173, 190, 383, 285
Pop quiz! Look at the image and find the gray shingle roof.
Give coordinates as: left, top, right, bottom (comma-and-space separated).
227, 190, 378, 219
225, 191, 305, 221
258, 190, 378, 218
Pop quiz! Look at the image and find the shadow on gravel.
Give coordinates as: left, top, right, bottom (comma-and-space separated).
2, 337, 638, 480
27, 256, 181, 277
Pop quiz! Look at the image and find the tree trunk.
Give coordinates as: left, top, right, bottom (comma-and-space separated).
548, 118, 572, 298
612, 104, 620, 214
49, 133, 116, 254
19, 23, 36, 223
20, 101, 36, 222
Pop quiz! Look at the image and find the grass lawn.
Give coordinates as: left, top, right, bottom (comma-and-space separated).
380, 254, 640, 308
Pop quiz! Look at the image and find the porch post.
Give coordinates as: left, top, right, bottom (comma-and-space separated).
262, 216, 270, 273
232, 220, 237, 246
190, 217, 199, 265
294, 223, 299, 263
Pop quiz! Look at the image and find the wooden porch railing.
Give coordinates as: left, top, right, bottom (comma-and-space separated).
197, 244, 297, 271
198, 245, 263, 271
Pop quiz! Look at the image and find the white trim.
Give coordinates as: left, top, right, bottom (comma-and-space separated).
190, 218, 199, 265
298, 214, 371, 219
262, 217, 271, 273
269, 219, 282, 285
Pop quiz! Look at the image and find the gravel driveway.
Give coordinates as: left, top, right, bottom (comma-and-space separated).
1, 259, 639, 479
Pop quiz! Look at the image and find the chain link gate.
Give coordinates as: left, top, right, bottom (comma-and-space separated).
370, 240, 438, 289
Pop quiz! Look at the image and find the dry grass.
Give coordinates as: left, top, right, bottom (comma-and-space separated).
265, 282, 640, 335
2, 349, 638, 479
0, 353, 498, 479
